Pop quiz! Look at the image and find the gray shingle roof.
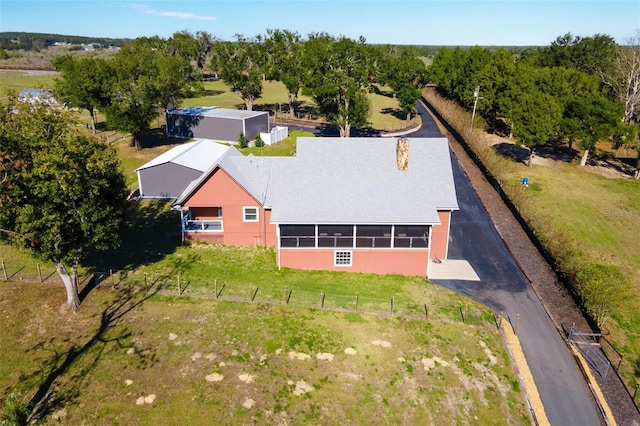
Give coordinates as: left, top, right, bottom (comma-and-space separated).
268, 137, 458, 224
175, 137, 458, 225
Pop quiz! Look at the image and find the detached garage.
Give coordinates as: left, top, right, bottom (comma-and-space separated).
136, 139, 238, 199
166, 106, 270, 142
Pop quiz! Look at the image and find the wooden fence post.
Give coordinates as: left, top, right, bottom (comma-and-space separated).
37, 264, 42, 282
321, 291, 325, 309
2, 260, 7, 281
424, 304, 428, 321
390, 297, 394, 314
460, 306, 465, 323
355, 292, 359, 311
144, 273, 148, 292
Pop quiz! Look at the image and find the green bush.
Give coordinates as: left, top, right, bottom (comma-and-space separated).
254, 134, 264, 148
238, 131, 248, 148
574, 263, 629, 328
1, 393, 30, 426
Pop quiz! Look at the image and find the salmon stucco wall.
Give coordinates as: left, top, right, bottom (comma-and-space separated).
185, 168, 276, 247
430, 210, 451, 260
279, 249, 429, 277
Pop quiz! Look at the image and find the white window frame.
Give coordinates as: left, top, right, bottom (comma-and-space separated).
243, 206, 259, 222
334, 250, 352, 267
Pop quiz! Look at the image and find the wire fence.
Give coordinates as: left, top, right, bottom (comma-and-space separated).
1, 261, 493, 325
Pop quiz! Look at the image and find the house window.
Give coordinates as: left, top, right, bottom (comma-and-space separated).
318, 225, 354, 248
334, 251, 352, 267
356, 225, 392, 248
280, 225, 315, 247
394, 225, 429, 248
243, 206, 259, 222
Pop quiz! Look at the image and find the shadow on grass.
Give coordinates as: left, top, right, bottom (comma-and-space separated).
19, 288, 159, 424
381, 107, 409, 121
138, 128, 186, 149
84, 201, 182, 273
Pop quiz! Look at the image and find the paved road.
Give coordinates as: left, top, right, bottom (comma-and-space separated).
411, 102, 602, 425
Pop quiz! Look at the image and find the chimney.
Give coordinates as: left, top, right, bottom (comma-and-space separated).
396, 137, 409, 171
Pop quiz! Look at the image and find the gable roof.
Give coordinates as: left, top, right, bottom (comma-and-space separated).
268, 137, 458, 224
166, 106, 268, 120
174, 137, 458, 225
136, 139, 233, 173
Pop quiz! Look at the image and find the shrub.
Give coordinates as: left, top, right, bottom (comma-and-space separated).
574, 263, 629, 328
254, 134, 264, 148
1, 393, 30, 426
238, 131, 248, 148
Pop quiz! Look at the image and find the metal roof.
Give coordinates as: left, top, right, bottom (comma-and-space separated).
135, 140, 232, 172
175, 137, 458, 226
166, 106, 268, 120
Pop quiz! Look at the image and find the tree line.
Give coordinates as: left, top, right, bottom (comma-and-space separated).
53, 29, 429, 142
0, 32, 129, 51
427, 32, 640, 172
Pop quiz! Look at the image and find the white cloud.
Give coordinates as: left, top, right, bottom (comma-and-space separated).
132, 4, 216, 21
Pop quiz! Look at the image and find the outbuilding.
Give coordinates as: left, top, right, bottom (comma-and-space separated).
166, 106, 269, 142
135, 139, 238, 199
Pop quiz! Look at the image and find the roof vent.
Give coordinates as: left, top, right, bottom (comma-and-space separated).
396, 137, 409, 171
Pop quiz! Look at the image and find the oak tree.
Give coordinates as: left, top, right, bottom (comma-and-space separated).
0, 97, 129, 310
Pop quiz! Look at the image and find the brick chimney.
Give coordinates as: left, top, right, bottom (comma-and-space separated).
396, 137, 409, 171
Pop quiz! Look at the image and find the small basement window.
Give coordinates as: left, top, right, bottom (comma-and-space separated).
334, 251, 352, 267
243, 206, 259, 222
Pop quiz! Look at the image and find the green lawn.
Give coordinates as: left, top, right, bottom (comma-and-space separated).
0, 282, 529, 425
0, 70, 57, 98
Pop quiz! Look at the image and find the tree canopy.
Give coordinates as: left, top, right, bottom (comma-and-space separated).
105, 37, 201, 149
0, 96, 129, 309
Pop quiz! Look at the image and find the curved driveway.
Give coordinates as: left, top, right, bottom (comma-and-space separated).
413, 102, 602, 425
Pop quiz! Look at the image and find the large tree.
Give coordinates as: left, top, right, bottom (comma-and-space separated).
379, 47, 428, 121
0, 97, 129, 310
602, 31, 640, 125
210, 35, 265, 111
301, 33, 372, 137
53, 55, 113, 133
105, 37, 200, 149
264, 29, 304, 119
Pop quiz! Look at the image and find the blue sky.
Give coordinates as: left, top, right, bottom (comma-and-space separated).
1, 0, 638, 46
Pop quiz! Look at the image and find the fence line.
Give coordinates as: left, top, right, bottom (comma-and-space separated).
2, 262, 491, 324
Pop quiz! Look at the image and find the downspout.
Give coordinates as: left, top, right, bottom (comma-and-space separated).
444, 211, 452, 259
426, 225, 433, 278
276, 224, 281, 270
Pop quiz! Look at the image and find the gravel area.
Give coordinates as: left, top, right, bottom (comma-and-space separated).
445, 128, 640, 426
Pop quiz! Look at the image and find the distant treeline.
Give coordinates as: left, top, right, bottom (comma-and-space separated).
0, 32, 129, 51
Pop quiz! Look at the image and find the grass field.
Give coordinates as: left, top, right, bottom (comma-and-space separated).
0, 70, 57, 99
0, 282, 529, 425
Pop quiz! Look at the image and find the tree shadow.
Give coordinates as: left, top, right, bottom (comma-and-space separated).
18, 288, 159, 424
381, 107, 408, 121
138, 128, 188, 149
84, 201, 182, 273
493, 142, 531, 163
201, 89, 224, 97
